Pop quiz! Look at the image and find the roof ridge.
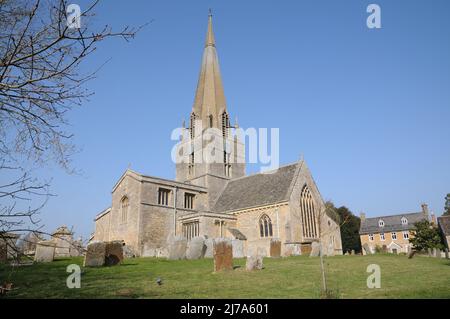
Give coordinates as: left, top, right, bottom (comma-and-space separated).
363, 211, 423, 220
228, 161, 299, 183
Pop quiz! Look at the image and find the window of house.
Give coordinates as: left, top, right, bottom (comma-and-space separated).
391, 232, 397, 240
158, 188, 171, 206
182, 221, 199, 240
184, 193, 195, 210
401, 217, 408, 225
380, 233, 385, 241
121, 196, 129, 223
403, 231, 409, 239
369, 234, 374, 241
378, 219, 385, 227
259, 214, 273, 238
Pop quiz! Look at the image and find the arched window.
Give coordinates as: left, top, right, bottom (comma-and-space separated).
121, 196, 129, 223
401, 217, 408, 225
300, 185, 318, 238
259, 214, 273, 238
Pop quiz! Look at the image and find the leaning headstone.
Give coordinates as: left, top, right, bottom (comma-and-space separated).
213, 238, 233, 272
408, 250, 416, 259
246, 255, 264, 271
231, 239, 245, 258
309, 242, 321, 257
270, 239, 281, 258
204, 238, 214, 258
167, 236, 187, 260
186, 236, 206, 260
105, 241, 124, 266
34, 241, 56, 263
84, 241, 106, 267
362, 243, 371, 255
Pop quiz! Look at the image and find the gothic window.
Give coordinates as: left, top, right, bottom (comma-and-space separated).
184, 193, 195, 210
259, 214, 273, 238
158, 188, 171, 206
183, 221, 199, 240
121, 196, 129, 223
221, 112, 229, 138
209, 115, 213, 128
300, 185, 318, 239
190, 113, 196, 139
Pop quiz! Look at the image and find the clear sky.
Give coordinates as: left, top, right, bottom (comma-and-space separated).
17, 0, 450, 240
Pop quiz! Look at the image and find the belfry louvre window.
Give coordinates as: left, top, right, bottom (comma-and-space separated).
184, 193, 195, 210
121, 196, 129, 223
158, 188, 171, 206
300, 185, 318, 239
259, 214, 273, 238
183, 221, 199, 240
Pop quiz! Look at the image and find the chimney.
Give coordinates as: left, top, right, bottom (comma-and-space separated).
421, 203, 429, 220
360, 212, 366, 222
431, 212, 437, 225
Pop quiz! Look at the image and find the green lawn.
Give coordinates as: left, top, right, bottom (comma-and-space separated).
1, 254, 449, 298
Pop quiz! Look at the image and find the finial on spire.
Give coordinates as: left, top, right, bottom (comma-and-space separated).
208, 8, 213, 17
205, 10, 215, 47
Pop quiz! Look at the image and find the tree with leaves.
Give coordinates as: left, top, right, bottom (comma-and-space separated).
0, 0, 144, 255
334, 205, 361, 254
409, 220, 443, 251
444, 194, 450, 216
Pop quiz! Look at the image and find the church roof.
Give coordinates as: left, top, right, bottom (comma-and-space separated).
192, 12, 227, 128
213, 163, 299, 213
438, 215, 450, 236
359, 212, 425, 235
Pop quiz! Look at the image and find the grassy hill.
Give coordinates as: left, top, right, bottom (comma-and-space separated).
1, 254, 449, 298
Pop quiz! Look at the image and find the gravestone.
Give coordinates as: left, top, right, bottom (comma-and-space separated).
433, 248, 441, 258
427, 248, 432, 257
246, 255, 264, 271
351, 249, 355, 255
105, 241, 124, 266
309, 242, 321, 257
362, 243, 371, 255
34, 241, 56, 263
123, 245, 137, 258
167, 236, 187, 260
84, 241, 106, 267
213, 238, 233, 272
270, 239, 281, 258
445, 248, 449, 259
204, 238, 214, 258
231, 239, 245, 258
186, 236, 206, 260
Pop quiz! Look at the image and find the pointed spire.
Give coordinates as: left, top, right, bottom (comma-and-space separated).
192, 12, 226, 129
205, 9, 215, 47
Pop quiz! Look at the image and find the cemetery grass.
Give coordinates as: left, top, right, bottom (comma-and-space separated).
1, 254, 449, 298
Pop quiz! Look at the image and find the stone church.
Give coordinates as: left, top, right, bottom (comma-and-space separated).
92, 14, 343, 257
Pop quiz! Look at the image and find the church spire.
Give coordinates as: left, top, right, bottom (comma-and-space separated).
192, 12, 227, 129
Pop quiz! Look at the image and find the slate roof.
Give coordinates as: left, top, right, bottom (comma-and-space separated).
213, 163, 298, 213
438, 215, 450, 236
359, 212, 426, 235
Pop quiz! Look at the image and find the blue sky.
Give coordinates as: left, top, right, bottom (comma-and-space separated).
14, 0, 450, 239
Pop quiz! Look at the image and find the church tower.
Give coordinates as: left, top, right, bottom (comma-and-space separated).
176, 12, 245, 208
